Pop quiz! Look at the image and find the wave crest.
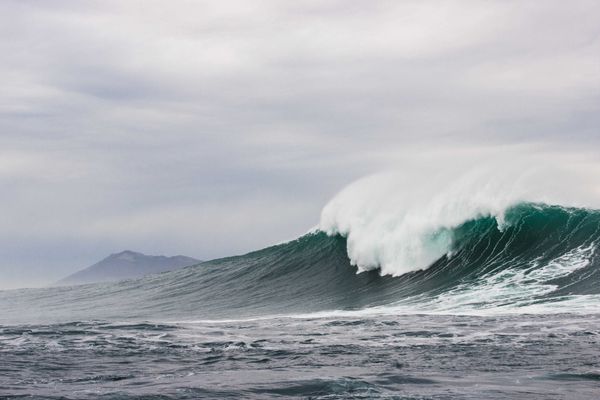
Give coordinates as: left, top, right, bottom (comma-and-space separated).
319, 162, 600, 277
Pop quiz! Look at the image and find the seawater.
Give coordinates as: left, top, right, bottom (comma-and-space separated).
1, 314, 599, 399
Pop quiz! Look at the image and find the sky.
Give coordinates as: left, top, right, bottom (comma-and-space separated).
1, 0, 599, 289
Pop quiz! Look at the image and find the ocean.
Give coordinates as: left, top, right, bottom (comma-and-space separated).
1, 202, 600, 399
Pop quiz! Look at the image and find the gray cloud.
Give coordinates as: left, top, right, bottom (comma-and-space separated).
0, 0, 599, 288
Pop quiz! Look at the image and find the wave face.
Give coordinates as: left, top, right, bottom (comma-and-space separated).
2, 202, 599, 325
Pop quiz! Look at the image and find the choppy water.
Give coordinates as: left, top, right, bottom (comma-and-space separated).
2, 314, 599, 399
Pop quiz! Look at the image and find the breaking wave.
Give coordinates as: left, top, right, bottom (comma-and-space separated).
1, 163, 600, 324
320, 163, 600, 277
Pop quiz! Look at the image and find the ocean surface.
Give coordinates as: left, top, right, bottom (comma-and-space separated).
1, 202, 600, 399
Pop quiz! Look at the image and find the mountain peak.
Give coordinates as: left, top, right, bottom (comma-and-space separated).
56, 251, 201, 286
110, 250, 145, 261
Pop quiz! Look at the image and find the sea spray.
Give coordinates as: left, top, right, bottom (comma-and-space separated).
320, 160, 600, 277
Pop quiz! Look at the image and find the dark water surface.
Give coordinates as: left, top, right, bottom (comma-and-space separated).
2, 313, 599, 399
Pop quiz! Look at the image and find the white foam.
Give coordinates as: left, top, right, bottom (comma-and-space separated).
319, 156, 600, 277
388, 243, 597, 314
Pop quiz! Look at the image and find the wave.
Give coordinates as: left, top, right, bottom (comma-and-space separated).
2, 204, 599, 325
1, 165, 600, 324
320, 163, 600, 277
181, 201, 600, 317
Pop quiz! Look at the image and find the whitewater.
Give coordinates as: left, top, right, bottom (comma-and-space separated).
1, 161, 600, 399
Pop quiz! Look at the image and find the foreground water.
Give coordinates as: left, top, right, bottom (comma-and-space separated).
2, 198, 600, 398
2, 313, 599, 399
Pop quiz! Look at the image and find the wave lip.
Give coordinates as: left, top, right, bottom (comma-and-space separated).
320, 164, 600, 278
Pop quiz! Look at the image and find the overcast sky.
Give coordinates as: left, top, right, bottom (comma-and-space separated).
1, 0, 599, 289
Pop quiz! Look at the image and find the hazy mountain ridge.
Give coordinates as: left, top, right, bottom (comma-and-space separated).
56, 250, 200, 286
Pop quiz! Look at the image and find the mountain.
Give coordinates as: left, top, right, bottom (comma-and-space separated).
56, 250, 200, 286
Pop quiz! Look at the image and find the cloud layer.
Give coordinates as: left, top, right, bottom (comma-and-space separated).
1, 0, 599, 288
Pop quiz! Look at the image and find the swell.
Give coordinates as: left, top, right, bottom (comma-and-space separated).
1, 203, 599, 325
170, 203, 600, 316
